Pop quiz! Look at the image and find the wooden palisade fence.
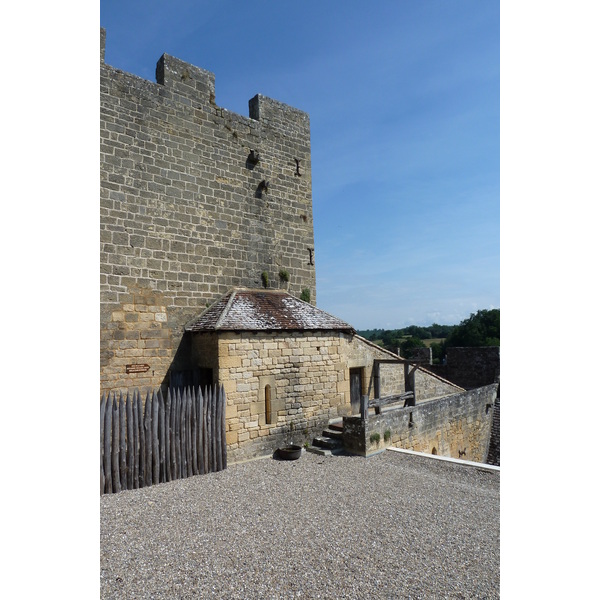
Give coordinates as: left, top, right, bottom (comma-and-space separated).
100, 384, 227, 495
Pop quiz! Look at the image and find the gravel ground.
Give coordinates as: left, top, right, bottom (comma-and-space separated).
100, 450, 499, 599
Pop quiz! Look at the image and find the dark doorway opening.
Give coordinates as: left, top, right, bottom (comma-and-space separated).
350, 368, 363, 415
170, 367, 213, 391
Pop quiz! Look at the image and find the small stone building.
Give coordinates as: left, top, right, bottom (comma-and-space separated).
182, 288, 461, 462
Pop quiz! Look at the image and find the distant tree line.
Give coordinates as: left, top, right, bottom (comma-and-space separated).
358, 309, 499, 363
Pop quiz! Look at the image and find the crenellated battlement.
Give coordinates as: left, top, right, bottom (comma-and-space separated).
100, 27, 315, 394
101, 28, 308, 131
100, 27, 106, 63
155, 53, 216, 104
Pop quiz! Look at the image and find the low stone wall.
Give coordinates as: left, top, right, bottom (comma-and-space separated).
343, 384, 498, 463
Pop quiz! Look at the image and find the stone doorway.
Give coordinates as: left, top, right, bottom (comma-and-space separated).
350, 368, 363, 415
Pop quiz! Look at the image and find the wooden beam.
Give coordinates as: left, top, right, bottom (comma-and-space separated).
369, 392, 415, 414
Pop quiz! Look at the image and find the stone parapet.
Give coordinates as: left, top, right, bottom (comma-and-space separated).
343, 384, 498, 462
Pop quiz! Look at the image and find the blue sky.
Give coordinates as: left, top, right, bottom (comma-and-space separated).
6, 5, 600, 593
100, 0, 499, 330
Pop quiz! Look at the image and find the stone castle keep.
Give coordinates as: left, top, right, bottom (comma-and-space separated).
100, 26, 315, 390
100, 29, 497, 463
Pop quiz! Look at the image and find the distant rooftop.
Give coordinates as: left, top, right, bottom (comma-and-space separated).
185, 288, 355, 334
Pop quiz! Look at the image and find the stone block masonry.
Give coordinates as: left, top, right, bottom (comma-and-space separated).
195, 326, 464, 463
212, 330, 350, 463
428, 346, 500, 390
343, 384, 498, 463
100, 29, 316, 393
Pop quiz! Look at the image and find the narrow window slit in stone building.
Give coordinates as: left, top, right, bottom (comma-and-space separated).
432, 447, 437, 455
265, 384, 272, 425
409, 412, 414, 427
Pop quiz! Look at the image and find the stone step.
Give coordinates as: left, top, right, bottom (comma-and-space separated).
305, 445, 332, 456
305, 419, 347, 456
305, 444, 347, 457
313, 436, 344, 450
322, 427, 343, 439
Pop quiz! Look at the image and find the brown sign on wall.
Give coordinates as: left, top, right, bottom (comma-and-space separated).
126, 364, 150, 374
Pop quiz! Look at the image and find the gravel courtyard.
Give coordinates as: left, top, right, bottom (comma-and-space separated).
100, 450, 499, 599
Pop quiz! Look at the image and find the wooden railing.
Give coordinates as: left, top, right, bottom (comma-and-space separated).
368, 391, 415, 415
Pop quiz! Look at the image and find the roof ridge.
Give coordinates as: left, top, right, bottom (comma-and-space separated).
184, 289, 230, 331
214, 289, 237, 329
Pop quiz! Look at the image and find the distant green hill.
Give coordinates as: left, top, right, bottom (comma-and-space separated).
357, 323, 456, 344
357, 309, 499, 363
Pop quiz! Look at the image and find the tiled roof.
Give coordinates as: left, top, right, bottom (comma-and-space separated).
185, 289, 355, 333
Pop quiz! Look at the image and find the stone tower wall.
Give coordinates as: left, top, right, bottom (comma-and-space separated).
100, 29, 316, 393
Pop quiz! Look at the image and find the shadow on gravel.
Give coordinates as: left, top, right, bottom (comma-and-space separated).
271, 449, 358, 461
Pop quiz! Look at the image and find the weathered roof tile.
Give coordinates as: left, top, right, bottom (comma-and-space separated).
185, 289, 355, 333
